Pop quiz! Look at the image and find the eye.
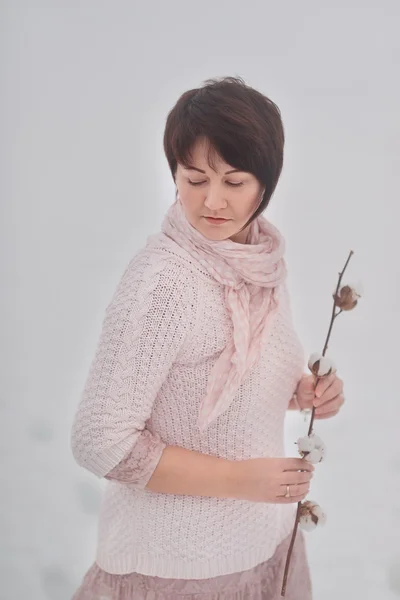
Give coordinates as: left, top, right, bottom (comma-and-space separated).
188, 180, 243, 187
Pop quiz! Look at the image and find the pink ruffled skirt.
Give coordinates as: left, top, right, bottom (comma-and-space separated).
72, 530, 312, 599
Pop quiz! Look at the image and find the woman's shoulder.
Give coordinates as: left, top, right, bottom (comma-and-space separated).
105, 233, 205, 320
141, 231, 215, 283
118, 233, 208, 288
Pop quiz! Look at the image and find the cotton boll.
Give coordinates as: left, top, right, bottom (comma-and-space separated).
299, 500, 327, 532
333, 282, 363, 310
308, 353, 336, 377
304, 448, 323, 464
297, 435, 315, 453
299, 513, 317, 532
310, 433, 323, 447
317, 444, 326, 462
309, 433, 327, 462
326, 358, 336, 375
312, 505, 327, 526
346, 280, 364, 298
297, 433, 326, 463
316, 357, 335, 377
308, 352, 322, 371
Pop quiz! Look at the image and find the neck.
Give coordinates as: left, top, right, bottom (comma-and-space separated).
229, 225, 251, 245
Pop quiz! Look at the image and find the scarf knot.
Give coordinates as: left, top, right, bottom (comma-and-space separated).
233, 280, 246, 292
161, 199, 287, 433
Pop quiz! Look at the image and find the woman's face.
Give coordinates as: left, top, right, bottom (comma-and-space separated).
175, 138, 264, 244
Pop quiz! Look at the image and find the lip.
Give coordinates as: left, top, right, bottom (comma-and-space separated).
204, 217, 230, 225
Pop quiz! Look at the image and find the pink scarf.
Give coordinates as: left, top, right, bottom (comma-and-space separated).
161, 198, 287, 433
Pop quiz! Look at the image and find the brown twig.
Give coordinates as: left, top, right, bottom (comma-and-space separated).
280, 250, 354, 596
280, 502, 301, 596
307, 250, 353, 435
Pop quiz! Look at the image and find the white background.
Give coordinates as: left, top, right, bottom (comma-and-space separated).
1, 2, 399, 599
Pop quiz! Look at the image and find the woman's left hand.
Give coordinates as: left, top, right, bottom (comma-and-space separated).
295, 372, 345, 419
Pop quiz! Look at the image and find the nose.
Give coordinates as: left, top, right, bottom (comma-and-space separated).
204, 190, 228, 212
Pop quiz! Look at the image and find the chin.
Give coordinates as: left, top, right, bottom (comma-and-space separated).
198, 223, 235, 241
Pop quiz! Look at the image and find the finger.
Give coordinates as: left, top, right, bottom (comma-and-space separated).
276, 482, 310, 498
315, 394, 344, 415
314, 408, 340, 420
315, 374, 335, 398
299, 375, 316, 395
315, 373, 339, 398
280, 471, 313, 485
285, 459, 314, 472
315, 379, 343, 406
298, 395, 315, 410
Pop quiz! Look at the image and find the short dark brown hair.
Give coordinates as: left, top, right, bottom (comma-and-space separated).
163, 75, 285, 228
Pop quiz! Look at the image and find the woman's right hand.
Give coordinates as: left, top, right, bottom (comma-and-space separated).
234, 457, 314, 504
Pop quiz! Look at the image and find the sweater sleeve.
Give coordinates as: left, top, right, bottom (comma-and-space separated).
104, 428, 167, 487
70, 255, 193, 482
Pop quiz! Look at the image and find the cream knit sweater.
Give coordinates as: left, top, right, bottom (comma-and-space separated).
70, 231, 306, 579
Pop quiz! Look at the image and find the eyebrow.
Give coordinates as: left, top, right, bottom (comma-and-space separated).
183, 166, 243, 175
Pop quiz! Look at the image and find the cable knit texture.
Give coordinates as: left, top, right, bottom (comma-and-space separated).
70, 228, 306, 581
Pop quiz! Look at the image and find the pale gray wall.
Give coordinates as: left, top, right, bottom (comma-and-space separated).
1, 2, 399, 599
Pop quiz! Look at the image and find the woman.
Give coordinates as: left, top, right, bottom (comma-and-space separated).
71, 76, 345, 599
